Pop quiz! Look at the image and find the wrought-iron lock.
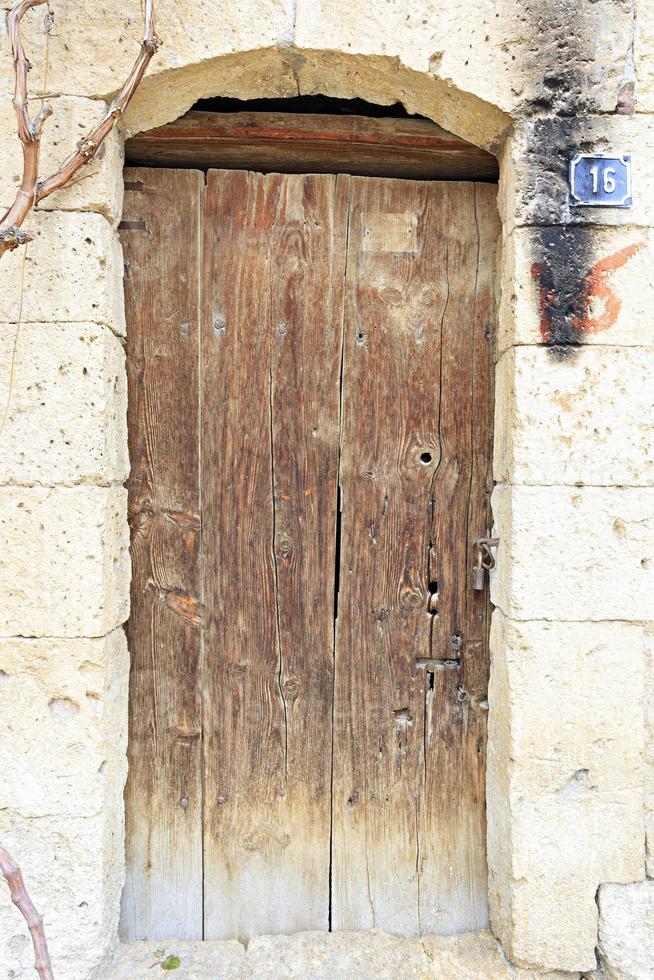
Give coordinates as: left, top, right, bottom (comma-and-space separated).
472, 535, 499, 591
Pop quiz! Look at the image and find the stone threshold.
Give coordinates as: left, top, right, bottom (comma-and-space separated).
104, 930, 581, 979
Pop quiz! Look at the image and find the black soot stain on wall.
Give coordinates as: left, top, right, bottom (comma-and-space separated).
522, 0, 638, 358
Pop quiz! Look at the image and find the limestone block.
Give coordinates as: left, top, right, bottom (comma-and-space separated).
496, 226, 654, 356
491, 485, 654, 622
0, 629, 128, 820
0, 631, 128, 980
598, 881, 654, 980
500, 116, 654, 232
0, 322, 128, 486
488, 614, 645, 972
248, 931, 429, 978
0, 96, 123, 222
0, 1, 297, 99
0, 486, 129, 637
0, 810, 125, 980
420, 931, 579, 979
0, 211, 125, 333
635, 0, 654, 113
645, 629, 654, 877
494, 346, 654, 487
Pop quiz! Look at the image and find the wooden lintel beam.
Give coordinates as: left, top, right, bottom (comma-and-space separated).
126, 110, 498, 182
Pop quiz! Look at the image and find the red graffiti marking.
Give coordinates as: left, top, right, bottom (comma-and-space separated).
531, 241, 645, 345
574, 242, 646, 334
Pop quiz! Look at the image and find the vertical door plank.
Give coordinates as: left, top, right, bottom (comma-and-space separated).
418, 184, 499, 934
201, 170, 347, 940
419, 183, 485, 933
121, 168, 204, 941
462, 184, 499, 704
332, 178, 497, 934
333, 177, 447, 934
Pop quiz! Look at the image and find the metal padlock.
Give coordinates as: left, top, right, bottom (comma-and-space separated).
472, 551, 486, 591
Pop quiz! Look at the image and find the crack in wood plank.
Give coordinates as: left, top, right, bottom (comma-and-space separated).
269, 313, 289, 782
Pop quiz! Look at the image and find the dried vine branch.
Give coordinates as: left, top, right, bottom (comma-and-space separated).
0, 0, 161, 260
0, 0, 50, 253
0, 847, 54, 980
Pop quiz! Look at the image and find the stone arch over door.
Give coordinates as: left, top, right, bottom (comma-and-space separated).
0, 5, 649, 978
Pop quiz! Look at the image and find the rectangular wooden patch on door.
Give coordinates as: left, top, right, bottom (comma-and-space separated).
360, 212, 419, 252
122, 166, 498, 942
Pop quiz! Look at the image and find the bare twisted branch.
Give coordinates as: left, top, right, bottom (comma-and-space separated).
35, 0, 160, 204
0, 0, 161, 260
0, 0, 51, 252
0, 847, 54, 980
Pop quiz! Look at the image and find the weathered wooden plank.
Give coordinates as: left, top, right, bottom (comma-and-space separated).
461, 183, 500, 703
120, 167, 204, 941
332, 178, 496, 934
201, 169, 347, 940
427, 183, 477, 669
126, 110, 499, 182
332, 177, 446, 934
417, 183, 499, 934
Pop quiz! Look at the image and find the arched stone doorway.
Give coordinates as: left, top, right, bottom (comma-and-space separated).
119, 95, 500, 944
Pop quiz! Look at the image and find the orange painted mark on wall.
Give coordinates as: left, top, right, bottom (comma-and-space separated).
531, 241, 645, 345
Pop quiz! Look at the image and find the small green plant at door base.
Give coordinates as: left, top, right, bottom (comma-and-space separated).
150, 949, 181, 971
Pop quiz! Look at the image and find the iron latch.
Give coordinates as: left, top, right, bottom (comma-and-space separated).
472, 535, 499, 591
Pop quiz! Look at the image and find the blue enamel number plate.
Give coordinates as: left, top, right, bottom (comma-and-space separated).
569, 154, 632, 208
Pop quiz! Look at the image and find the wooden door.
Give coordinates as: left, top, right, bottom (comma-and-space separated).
120, 166, 498, 943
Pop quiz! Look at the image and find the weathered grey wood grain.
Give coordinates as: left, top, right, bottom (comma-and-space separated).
201, 169, 347, 940
121, 167, 204, 941
123, 163, 497, 941
332, 178, 497, 934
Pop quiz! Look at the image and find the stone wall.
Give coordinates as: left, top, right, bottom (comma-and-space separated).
0, 1, 652, 978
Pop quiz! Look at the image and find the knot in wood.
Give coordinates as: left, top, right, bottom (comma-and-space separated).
278, 538, 293, 560
282, 676, 300, 700
399, 586, 422, 610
